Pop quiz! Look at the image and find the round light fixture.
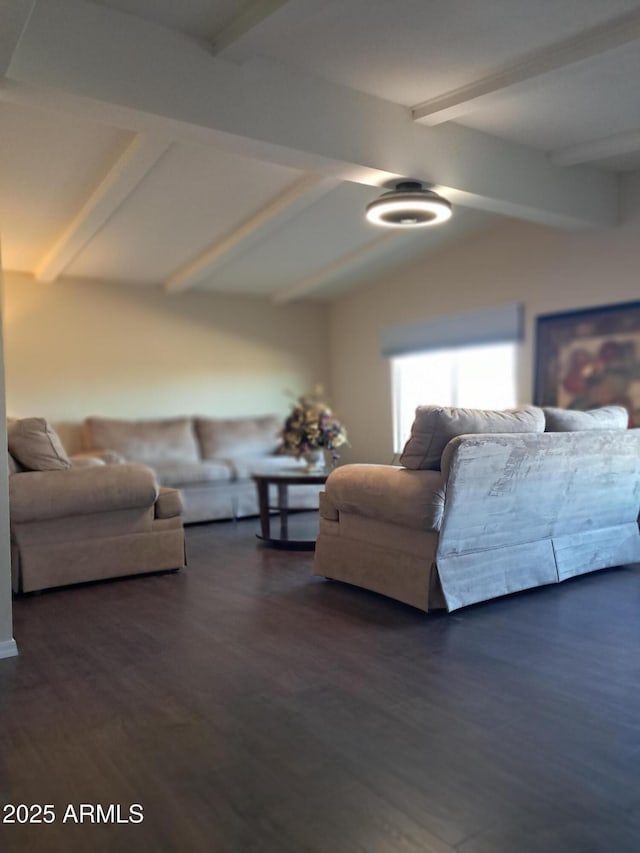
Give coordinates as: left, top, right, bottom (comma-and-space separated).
365, 181, 452, 228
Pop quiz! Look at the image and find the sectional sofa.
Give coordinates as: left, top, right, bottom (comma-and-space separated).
81, 415, 322, 524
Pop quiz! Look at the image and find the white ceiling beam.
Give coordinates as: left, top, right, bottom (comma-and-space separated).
549, 129, 640, 167
0, 0, 35, 76
5, 0, 618, 230
34, 133, 171, 282
164, 174, 337, 294
211, 0, 291, 53
273, 233, 400, 304
412, 9, 640, 126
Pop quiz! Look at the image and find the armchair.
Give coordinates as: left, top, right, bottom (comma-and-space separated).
314, 430, 640, 612
10, 462, 185, 593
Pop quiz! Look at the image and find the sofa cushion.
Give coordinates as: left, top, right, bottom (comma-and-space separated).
84, 417, 199, 465
543, 405, 628, 432
195, 416, 281, 460
400, 405, 545, 471
8, 417, 72, 471
9, 463, 158, 523
152, 460, 232, 488
324, 464, 446, 531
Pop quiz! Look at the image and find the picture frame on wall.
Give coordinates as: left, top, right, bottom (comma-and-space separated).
534, 301, 640, 427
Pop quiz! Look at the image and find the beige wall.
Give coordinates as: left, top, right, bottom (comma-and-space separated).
329, 180, 640, 463
3, 273, 329, 452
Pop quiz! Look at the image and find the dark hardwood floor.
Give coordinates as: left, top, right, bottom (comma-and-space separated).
0, 515, 639, 852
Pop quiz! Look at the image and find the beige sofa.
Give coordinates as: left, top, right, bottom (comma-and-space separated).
7, 419, 185, 593
314, 406, 640, 612
81, 415, 323, 524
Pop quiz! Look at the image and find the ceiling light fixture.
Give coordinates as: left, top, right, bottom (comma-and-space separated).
365, 181, 452, 228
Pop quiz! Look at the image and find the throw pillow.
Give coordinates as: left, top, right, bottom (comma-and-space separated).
8, 417, 71, 471
543, 405, 628, 432
7, 453, 23, 475
6, 418, 24, 474
400, 405, 545, 471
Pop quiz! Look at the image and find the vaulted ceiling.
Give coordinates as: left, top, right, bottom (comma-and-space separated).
1, 0, 639, 300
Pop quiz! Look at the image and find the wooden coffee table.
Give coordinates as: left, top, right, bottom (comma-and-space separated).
251, 469, 329, 550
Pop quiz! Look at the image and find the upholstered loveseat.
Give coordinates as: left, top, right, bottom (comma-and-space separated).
8, 418, 185, 593
314, 405, 640, 612
81, 415, 322, 524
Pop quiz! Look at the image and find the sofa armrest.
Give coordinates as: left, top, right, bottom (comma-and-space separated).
10, 464, 160, 523
155, 487, 184, 520
323, 464, 446, 531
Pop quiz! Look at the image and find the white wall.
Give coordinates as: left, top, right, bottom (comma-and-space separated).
329, 177, 640, 463
3, 273, 329, 451
0, 259, 17, 658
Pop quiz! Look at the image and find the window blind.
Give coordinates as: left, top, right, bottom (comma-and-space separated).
381, 302, 523, 357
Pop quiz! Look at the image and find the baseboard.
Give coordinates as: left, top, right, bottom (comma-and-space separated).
0, 639, 18, 659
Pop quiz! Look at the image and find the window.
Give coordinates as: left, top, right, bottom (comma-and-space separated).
392, 342, 517, 452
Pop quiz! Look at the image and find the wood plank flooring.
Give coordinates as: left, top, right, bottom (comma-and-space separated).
0, 515, 639, 852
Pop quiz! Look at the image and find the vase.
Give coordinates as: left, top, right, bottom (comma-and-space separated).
302, 448, 324, 472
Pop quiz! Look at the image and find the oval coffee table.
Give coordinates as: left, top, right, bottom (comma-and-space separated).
251, 469, 329, 550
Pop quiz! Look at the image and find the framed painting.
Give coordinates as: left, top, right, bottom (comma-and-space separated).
534, 301, 640, 427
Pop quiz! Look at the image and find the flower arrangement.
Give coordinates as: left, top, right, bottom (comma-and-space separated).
281, 387, 348, 463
